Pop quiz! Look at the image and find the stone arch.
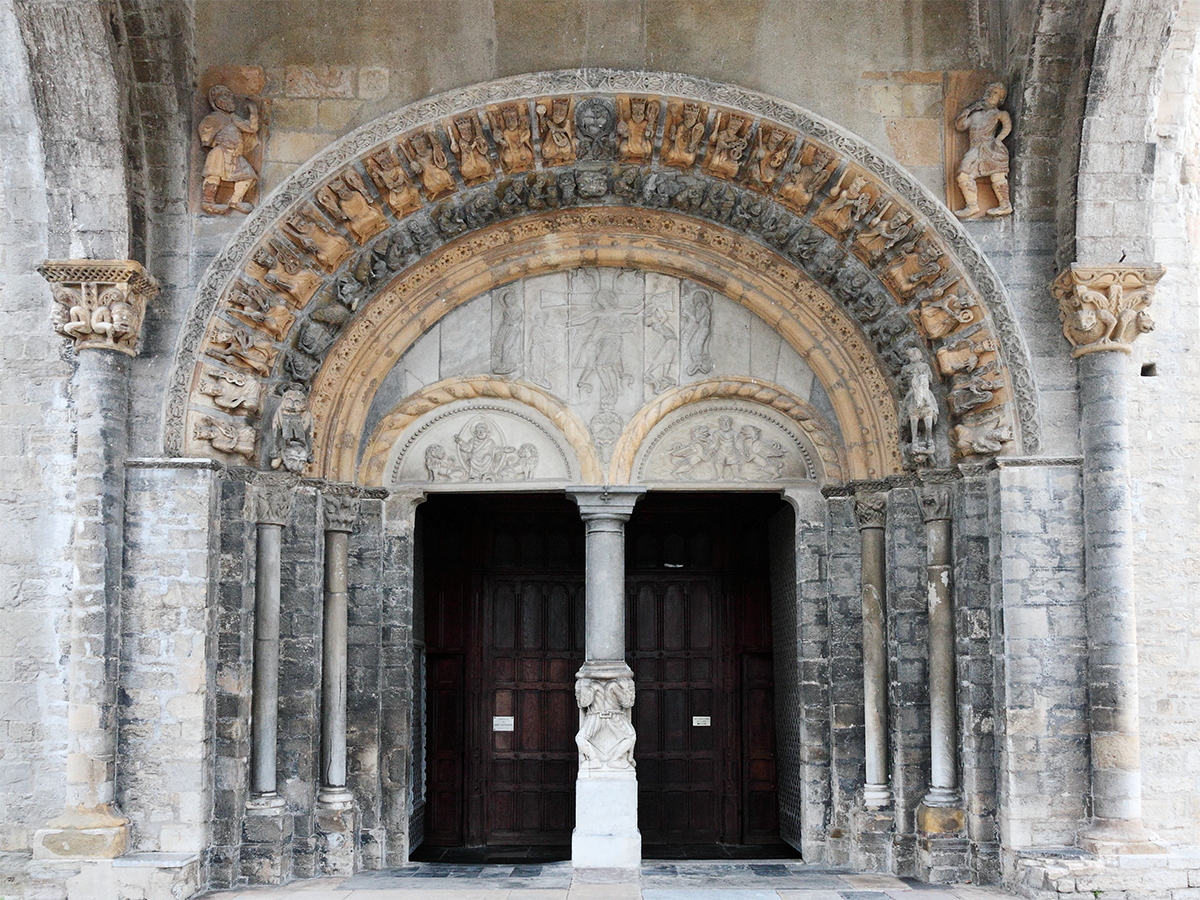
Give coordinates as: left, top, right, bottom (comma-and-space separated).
165, 70, 1042, 477
360, 375, 604, 485
606, 377, 846, 486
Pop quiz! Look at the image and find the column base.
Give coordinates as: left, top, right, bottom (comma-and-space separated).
916, 802, 970, 884
572, 776, 641, 869
242, 795, 293, 885
862, 784, 893, 809
1078, 819, 1167, 856
851, 805, 895, 873
33, 805, 130, 860
315, 805, 359, 876
316, 786, 355, 810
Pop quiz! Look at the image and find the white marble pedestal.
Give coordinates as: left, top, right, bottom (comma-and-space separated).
572, 776, 641, 869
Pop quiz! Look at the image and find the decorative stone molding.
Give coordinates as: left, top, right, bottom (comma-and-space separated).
41, 259, 158, 356
167, 71, 1041, 471
1051, 264, 1165, 357
854, 492, 888, 529
321, 494, 359, 533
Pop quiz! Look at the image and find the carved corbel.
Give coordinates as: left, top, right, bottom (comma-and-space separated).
41, 260, 159, 356
1051, 265, 1165, 357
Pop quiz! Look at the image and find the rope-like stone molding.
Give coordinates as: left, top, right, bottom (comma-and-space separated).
607, 377, 847, 486
166, 69, 1041, 468
359, 376, 605, 485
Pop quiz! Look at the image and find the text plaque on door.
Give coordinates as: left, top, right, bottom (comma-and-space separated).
692, 716, 711, 727
493, 716, 515, 732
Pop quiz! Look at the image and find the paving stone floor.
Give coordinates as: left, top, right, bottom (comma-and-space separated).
202, 861, 1021, 899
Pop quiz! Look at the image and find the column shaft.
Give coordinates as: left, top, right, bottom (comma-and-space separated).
855, 492, 891, 808
320, 530, 350, 799
584, 518, 627, 661
252, 521, 284, 799
922, 502, 959, 806
1079, 350, 1147, 845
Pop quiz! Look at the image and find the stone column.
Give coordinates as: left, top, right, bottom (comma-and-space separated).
854, 491, 892, 809
1052, 265, 1164, 853
916, 479, 969, 883
315, 491, 360, 875
33, 261, 157, 861
567, 486, 645, 870
242, 473, 296, 884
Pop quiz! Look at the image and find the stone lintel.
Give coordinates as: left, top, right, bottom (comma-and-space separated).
566, 485, 646, 521
41, 259, 159, 357
1051, 264, 1165, 358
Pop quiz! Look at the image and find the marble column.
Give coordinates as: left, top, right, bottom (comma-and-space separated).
247, 474, 296, 812
318, 493, 359, 808
1052, 265, 1164, 853
33, 260, 157, 860
567, 486, 645, 870
854, 491, 892, 809
919, 482, 960, 810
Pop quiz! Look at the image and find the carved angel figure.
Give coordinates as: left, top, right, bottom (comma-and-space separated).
575, 676, 637, 770
199, 84, 259, 215
953, 82, 1013, 219
681, 289, 715, 376
488, 103, 536, 173
900, 347, 938, 460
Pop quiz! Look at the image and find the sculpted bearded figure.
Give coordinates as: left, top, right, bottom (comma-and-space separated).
199, 84, 260, 215
953, 82, 1013, 219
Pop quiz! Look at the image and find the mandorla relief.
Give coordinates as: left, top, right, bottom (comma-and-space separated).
423, 416, 539, 483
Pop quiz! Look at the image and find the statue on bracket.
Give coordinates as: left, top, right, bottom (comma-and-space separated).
952, 82, 1013, 219
199, 84, 260, 215
271, 384, 314, 473
901, 347, 938, 464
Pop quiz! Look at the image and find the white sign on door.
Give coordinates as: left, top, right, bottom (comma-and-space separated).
492, 716, 515, 732
692, 716, 711, 727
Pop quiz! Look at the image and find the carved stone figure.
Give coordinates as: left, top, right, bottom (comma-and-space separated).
424, 444, 466, 482
571, 282, 639, 406
537, 97, 576, 166
491, 288, 523, 376
440, 417, 534, 482
283, 207, 353, 273
42, 261, 157, 357
778, 142, 836, 214
915, 284, 978, 340
819, 172, 874, 237
271, 384, 313, 473
316, 170, 387, 244
364, 146, 422, 217
662, 100, 707, 169
903, 241, 948, 292
1051, 265, 1164, 357
900, 347, 938, 461
936, 333, 998, 376
948, 363, 1004, 415
643, 297, 678, 394
681, 288, 714, 376
198, 367, 262, 414
199, 84, 260, 215
206, 325, 278, 377
448, 114, 494, 185
487, 102, 536, 173
575, 675, 637, 771
703, 111, 751, 179
739, 425, 788, 477
953, 414, 1013, 456
746, 124, 793, 190
857, 205, 922, 267
194, 415, 257, 460
226, 282, 294, 341
953, 82, 1013, 219
575, 97, 617, 161
251, 240, 322, 306
527, 307, 559, 390
402, 130, 456, 199
664, 415, 791, 481
616, 95, 658, 162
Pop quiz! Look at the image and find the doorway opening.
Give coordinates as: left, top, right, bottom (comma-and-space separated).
413, 491, 795, 862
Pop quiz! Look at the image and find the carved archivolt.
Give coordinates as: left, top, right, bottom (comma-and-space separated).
360, 376, 604, 485
169, 71, 1040, 476
608, 378, 846, 486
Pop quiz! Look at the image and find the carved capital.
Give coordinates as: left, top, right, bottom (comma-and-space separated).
567, 486, 646, 522
853, 491, 887, 529
1051, 264, 1165, 357
251, 472, 298, 525
41, 260, 159, 356
321, 494, 360, 533
918, 485, 953, 522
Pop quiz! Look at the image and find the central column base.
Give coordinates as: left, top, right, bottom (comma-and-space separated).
572, 776, 641, 869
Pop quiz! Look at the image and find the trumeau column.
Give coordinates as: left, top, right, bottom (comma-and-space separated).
1052, 265, 1165, 854
34, 261, 157, 860
566, 486, 645, 870
854, 490, 892, 810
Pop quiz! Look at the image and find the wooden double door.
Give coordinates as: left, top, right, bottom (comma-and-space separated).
421, 493, 782, 851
